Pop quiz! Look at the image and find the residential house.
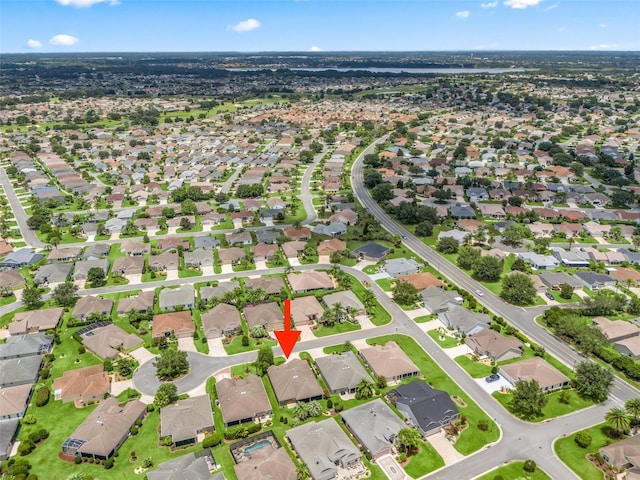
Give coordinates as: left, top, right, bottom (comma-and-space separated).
73, 259, 109, 281
33, 263, 72, 285
614, 336, 640, 361
592, 317, 640, 342
500, 358, 570, 392
148, 253, 179, 271
288, 418, 361, 480
159, 285, 195, 311
9, 307, 64, 335
0, 355, 42, 387
245, 277, 286, 295
72, 296, 114, 319
340, 399, 405, 459
159, 237, 190, 252
0, 333, 53, 360
421, 286, 463, 314
152, 311, 195, 339
449, 206, 475, 219
254, 229, 279, 245
218, 247, 247, 265
233, 444, 296, 480
466, 329, 523, 362
610, 267, 640, 287
388, 380, 459, 437
252, 243, 278, 262
317, 238, 347, 256
0, 384, 33, 420
199, 281, 239, 302
194, 236, 221, 250
201, 304, 242, 339
48, 247, 83, 263
478, 204, 506, 219
0, 249, 44, 269
267, 359, 324, 406
281, 240, 307, 258
438, 306, 490, 335
112, 257, 144, 276
227, 231, 252, 246
160, 395, 214, 447
517, 252, 560, 270
243, 302, 283, 331
382, 258, 421, 278
539, 272, 584, 291
81, 324, 142, 360
184, 249, 214, 268
0, 270, 26, 290
283, 226, 311, 241
466, 187, 489, 202
53, 365, 110, 404
290, 296, 324, 327
0, 420, 20, 460
322, 291, 365, 315
147, 451, 220, 480
397, 272, 444, 290
216, 375, 272, 427
351, 242, 390, 262
287, 271, 334, 293
329, 210, 359, 226
121, 240, 150, 257
315, 351, 371, 395
550, 248, 590, 268
600, 436, 640, 480
117, 291, 155, 315
360, 341, 419, 384
311, 222, 348, 238
61, 397, 146, 459
573, 272, 616, 290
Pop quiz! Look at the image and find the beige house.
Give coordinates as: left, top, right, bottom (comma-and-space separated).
53, 365, 110, 405
290, 296, 324, 326
359, 341, 419, 384
287, 271, 334, 293
267, 359, 323, 406
9, 307, 64, 335
500, 358, 570, 392
466, 329, 523, 362
216, 374, 272, 427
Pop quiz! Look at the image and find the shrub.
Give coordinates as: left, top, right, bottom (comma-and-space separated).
38, 429, 48, 441
146, 404, 155, 412
29, 432, 41, 444
334, 404, 344, 412
202, 433, 223, 448
18, 440, 35, 456
104, 458, 114, 469
74, 456, 82, 464
22, 415, 37, 425
327, 399, 333, 409
241, 335, 249, 347
523, 460, 536, 473
575, 431, 592, 448
477, 420, 489, 431
77, 346, 86, 355
35, 386, 49, 407
162, 436, 173, 447
201, 336, 207, 344
130, 426, 139, 435
39, 368, 50, 380
142, 457, 153, 468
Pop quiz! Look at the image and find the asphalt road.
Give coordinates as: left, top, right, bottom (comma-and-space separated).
0, 167, 43, 248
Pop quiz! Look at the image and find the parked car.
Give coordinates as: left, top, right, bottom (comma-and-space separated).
485, 374, 500, 383
545, 292, 555, 300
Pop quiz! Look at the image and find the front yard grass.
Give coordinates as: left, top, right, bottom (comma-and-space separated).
178, 268, 203, 279
427, 329, 460, 348
223, 334, 277, 355
375, 278, 393, 292
555, 423, 614, 480
313, 321, 361, 337
475, 461, 552, 480
367, 334, 499, 455
404, 440, 445, 478
455, 355, 493, 378
492, 389, 594, 422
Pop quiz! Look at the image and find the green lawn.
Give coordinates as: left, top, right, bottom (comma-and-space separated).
413, 315, 434, 323
313, 321, 361, 337
475, 461, 552, 480
492, 389, 594, 422
223, 335, 277, 355
555, 423, 615, 480
427, 329, 460, 348
368, 335, 499, 454
375, 278, 394, 292
553, 292, 582, 304
404, 441, 445, 478
178, 268, 203, 279
455, 355, 493, 378
362, 265, 379, 274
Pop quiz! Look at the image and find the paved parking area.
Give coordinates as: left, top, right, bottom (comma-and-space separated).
474, 374, 512, 394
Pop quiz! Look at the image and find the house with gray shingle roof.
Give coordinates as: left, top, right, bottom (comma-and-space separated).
315, 352, 371, 395
160, 395, 213, 447
159, 285, 195, 311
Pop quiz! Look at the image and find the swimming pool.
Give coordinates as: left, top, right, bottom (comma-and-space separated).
243, 439, 271, 457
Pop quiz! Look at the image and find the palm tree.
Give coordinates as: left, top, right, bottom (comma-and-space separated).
293, 402, 309, 421
355, 378, 374, 400
296, 462, 311, 480
626, 398, 640, 433
306, 400, 323, 417
606, 407, 631, 436
396, 427, 422, 456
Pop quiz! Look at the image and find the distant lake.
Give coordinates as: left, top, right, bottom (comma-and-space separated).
226, 67, 524, 74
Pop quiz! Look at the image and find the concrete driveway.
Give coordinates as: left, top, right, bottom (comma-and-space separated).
221, 264, 233, 274
207, 337, 227, 357
429, 430, 464, 465
178, 337, 197, 352
130, 347, 155, 365
166, 270, 179, 281
474, 374, 512, 394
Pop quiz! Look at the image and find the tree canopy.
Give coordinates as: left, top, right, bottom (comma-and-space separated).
575, 361, 613, 403
156, 348, 189, 381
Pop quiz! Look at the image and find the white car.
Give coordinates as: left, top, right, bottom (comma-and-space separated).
475, 289, 484, 297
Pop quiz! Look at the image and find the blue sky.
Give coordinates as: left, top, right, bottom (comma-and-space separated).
1, 0, 637, 53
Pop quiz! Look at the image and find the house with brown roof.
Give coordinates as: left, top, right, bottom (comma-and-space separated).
201, 304, 242, 339
152, 311, 195, 339
245, 277, 285, 295
0, 384, 33, 419
117, 291, 155, 315
478, 204, 506, 219
600, 436, 640, 480
112, 256, 144, 275
317, 238, 347, 256
81, 324, 142, 360
158, 237, 190, 252
9, 307, 64, 335
592, 317, 640, 342
290, 296, 324, 327
397, 272, 443, 291
500, 357, 570, 392
227, 231, 253, 246
466, 329, 523, 362
243, 302, 283, 331
0, 270, 25, 290
280, 240, 306, 258
287, 271, 334, 293
233, 444, 296, 480
252, 243, 278, 262
121, 240, 150, 257
218, 247, 247, 265
160, 395, 214, 447
72, 296, 114, 319
283, 226, 311, 241
48, 246, 83, 263
217, 375, 272, 427
53, 365, 110, 405
62, 397, 146, 459
360, 341, 419, 384
267, 359, 324, 406
148, 252, 179, 271
610, 267, 640, 286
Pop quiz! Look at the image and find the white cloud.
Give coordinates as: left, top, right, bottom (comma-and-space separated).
49, 34, 79, 46
56, 0, 119, 6
26, 39, 42, 49
480, 1, 498, 8
504, 0, 544, 9
589, 44, 618, 50
600, 23, 607, 28
228, 18, 261, 33
309, 45, 321, 52
456, 10, 471, 19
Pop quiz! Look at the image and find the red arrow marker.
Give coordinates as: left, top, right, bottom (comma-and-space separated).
274, 299, 300, 359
